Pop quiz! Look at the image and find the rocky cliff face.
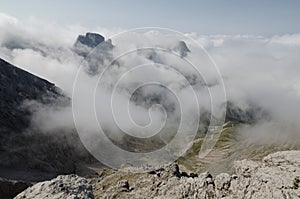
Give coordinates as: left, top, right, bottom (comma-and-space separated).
14, 151, 300, 198
73, 32, 114, 75
75, 33, 105, 49
0, 58, 92, 182
0, 58, 63, 134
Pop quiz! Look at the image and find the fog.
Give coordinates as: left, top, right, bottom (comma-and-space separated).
1, 12, 300, 167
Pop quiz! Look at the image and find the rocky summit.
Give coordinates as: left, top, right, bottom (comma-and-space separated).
14, 151, 300, 199
75, 33, 105, 49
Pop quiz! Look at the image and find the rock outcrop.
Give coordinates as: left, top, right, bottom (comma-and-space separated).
19, 151, 299, 198
90, 150, 300, 198
75, 33, 105, 49
225, 101, 269, 124
73, 32, 114, 75
11, 147, 300, 198
14, 175, 94, 199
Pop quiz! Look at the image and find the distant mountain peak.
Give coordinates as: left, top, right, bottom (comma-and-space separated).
174, 41, 191, 57
74, 32, 105, 48
73, 32, 113, 59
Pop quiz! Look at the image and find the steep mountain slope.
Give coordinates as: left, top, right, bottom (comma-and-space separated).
178, 121, 300, 176
0, 58, 63, 134
0, 58, 91, 182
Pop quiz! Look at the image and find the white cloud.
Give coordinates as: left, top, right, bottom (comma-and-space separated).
269, 34, 300, 46
0, 12, 300, 146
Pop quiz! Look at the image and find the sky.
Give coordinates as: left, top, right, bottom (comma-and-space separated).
1, 0, 300, 36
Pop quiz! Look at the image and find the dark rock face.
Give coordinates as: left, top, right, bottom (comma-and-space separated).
0, 58, 92, 181
75, 33, 105, 48
0, 58, 62, 134
73, 32, 114, 75
226, 101, 269, 124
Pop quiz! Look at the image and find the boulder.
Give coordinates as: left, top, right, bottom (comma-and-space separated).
14, 175, 93, 199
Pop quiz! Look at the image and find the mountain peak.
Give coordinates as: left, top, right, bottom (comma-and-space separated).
75, 32, 105, 48
174, 41, 191, 57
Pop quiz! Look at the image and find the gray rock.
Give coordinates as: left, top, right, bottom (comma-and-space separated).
73, 32, 114, 75
75, 33, 104, 48
215, 173, 231, 197
91, 151, 300, 198
229, 150, 300, 198
12, 151, 300, 198
14, 175, 94, 199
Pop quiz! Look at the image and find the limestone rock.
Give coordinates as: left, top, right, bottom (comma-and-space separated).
92, 151, 300, 198
13, 151, 300, 198
14, 175, 93, 199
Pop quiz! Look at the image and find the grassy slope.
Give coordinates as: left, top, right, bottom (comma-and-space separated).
178, 121, 300, 175
90, 121, 300, 198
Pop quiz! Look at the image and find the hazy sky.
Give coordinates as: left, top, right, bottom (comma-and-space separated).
1, 0, 300, 35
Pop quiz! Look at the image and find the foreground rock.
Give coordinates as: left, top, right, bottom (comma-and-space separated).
14, 175, 94, 199
229, 151, 300, 198
14, 151, 300, 198
92, 150, 300, 198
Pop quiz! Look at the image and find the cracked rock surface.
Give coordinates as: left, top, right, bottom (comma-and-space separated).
14, 174, 94, 199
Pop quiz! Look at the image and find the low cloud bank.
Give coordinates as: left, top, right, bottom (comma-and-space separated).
1, 12, 300, 152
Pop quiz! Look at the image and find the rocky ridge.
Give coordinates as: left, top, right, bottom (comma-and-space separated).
75, 33, 105, 49
0, 58, 63, 134
15, 151, 300, 198
0, 58, 92, 182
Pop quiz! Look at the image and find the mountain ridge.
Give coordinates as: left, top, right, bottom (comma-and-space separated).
0, 58, 63, 134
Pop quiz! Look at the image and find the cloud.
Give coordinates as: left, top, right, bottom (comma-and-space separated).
0, 11, 300, 157
269, 34, 300, 46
